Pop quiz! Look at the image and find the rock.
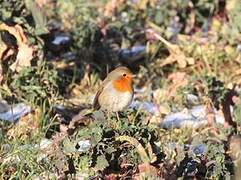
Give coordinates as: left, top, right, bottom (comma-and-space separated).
160, 106, 225, 129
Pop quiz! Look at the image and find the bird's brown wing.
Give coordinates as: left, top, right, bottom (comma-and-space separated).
93, 75, 112, 110
93, 87, 102, 110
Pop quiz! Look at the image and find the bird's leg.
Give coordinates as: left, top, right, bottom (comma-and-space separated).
107, 111, 111, 121
116, 112, 120, 121
107, 111, 113, 127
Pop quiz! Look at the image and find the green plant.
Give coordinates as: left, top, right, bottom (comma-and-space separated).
203, 76, 228, 109
1, 62, 60, 106
65, 109, 159, 174
205, 141, 230, 179
233, 91, 241, 124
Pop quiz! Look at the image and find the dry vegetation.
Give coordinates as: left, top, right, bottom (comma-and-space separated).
0, 0, 241, 179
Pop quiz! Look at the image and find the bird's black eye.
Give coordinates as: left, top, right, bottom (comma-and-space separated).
123, 73, 126, 77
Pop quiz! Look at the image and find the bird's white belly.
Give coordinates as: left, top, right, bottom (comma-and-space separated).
99, 84, 133, 112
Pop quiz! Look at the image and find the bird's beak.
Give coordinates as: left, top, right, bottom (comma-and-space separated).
131, 74, 137, 78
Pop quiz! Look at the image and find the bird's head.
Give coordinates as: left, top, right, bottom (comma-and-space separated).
109, 66, 134, 92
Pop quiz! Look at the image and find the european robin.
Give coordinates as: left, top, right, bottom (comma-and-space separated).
93, 66, 134, 120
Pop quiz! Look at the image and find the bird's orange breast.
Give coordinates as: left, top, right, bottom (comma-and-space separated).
112, 77, 132, 93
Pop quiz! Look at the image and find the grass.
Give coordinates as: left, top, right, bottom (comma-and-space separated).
0, 0, 241, 179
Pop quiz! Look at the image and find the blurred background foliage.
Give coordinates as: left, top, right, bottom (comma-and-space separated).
0, 0, 241, 179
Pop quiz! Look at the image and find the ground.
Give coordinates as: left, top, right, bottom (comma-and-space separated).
0, 0, 241, 179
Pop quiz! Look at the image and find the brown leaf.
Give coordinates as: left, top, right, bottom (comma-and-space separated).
228, 135, 241, 160
7, 110, 39, 139
134, 163, 159, 179
165, 72, 188, 100
104, 0, 125, 17
134, 0, 158, 10
69, 113, 92, 129
105, 174, 118, 180
136, 0, 149, 10
147, 22, 193, 68
168, 72, 188, 85
116, 136, 150, 163
35, 0, 52, 8
0, 23, 35, 72
204, 98, 215, 126
0, 38, 8, 59
228, 135, 241, 180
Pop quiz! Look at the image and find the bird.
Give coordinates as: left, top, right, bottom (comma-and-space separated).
93, 66, 134, 120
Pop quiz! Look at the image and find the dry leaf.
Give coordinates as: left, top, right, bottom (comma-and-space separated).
147, 22, 194, 68
134, 163, 159, 179
35, 0, 51, 8
0, 38, 8, 60
116, 135, 150, 163
104, 0, 125, 17
165, 72, 188, 99
228, 135, 241, 161
168, 72, 188, 85
228, 135, 241, 179
136, 0, 149, 10
7, 112, 38, 139
204, 98, 215, 126
0, 23, 35, 72
135, 0, 158, 10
